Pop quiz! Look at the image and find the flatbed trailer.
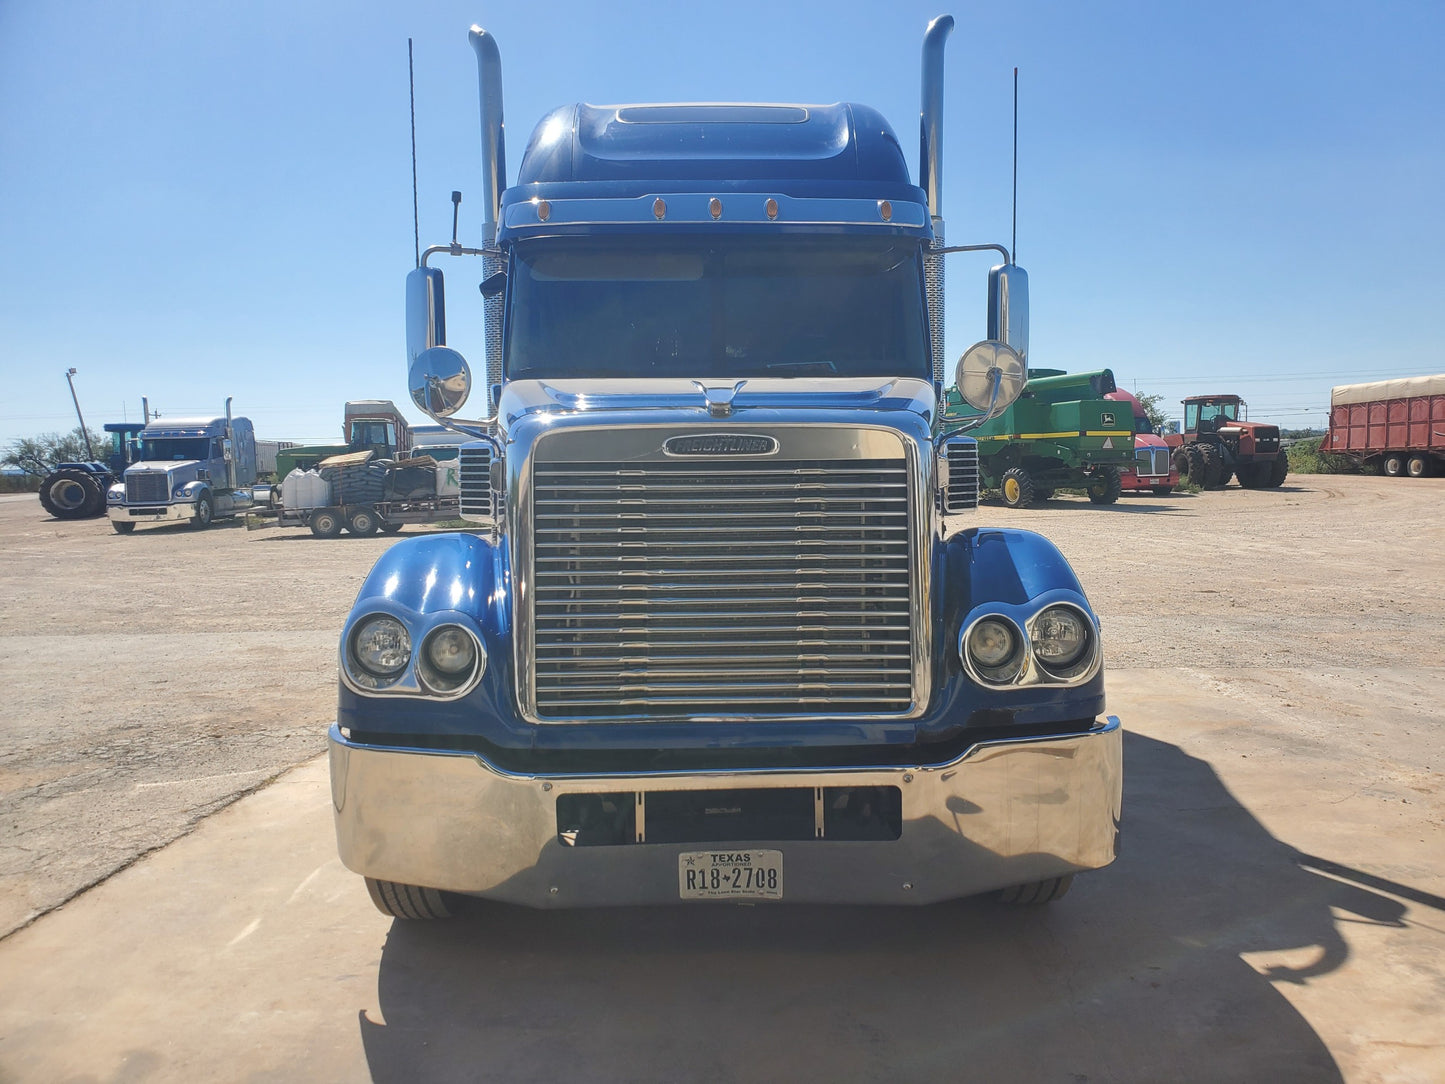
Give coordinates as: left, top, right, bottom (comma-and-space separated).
246, 495, 460, 537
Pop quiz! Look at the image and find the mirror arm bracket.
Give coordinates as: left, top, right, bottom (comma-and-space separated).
421, 243, 502, 267
947, 370, 1006, 435
930, 242, 1012, 264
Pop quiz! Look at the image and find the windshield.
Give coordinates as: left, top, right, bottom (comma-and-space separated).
1185, 401, 1240, 431
506, 237, 930, 381
1134, 414, 1153, 435
142, 437, 213, 461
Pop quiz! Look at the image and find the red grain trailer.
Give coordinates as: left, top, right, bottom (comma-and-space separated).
1320, 375, 1445, 478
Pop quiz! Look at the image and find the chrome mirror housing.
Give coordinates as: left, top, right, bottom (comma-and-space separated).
409, 346, 473, 418
987, 264, 1029, 365
406, 266, 447, 367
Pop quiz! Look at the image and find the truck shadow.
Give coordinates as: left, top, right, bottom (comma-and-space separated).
358, 731, 1408, 1082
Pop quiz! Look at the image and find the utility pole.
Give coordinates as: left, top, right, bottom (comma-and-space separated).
65, 368, 95, 461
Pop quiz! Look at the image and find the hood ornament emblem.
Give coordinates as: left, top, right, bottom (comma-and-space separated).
692, 379, 747, 418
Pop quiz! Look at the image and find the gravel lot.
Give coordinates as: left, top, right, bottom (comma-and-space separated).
0, 476, 1441, 1079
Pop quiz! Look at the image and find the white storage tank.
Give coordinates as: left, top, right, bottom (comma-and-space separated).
281, 468, 331, 510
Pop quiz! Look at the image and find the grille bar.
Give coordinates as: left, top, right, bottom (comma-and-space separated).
125, 473, 169, 504
530, 455, 914, 719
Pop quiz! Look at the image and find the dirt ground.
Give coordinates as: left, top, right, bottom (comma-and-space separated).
0, 475, 1441, 1081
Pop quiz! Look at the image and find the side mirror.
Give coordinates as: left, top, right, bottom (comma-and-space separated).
406, 266, 447, 367
953, 340, 1026, 426
409, 346, 473, 418
987, 264, 1029, 365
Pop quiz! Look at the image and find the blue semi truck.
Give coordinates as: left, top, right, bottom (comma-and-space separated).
329, 16, 1122, 916
107, 401, 257, 532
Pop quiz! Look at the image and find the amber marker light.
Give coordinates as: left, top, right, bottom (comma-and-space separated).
879, 200, 893, 221
535, 199, 551, 221
765, 198, 779, 220
653, 198, 667, 219
709, 198, 722, 219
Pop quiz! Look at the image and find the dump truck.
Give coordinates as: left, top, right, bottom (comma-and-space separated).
942, 368, 1136, 506
327, 16, 1122, 918
1318, 374, 1445, 478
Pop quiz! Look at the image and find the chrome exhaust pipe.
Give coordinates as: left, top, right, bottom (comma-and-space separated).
921, 15, 953, 387
468, 25, 507, 407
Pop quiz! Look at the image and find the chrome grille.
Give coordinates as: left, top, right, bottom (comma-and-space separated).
1134, 446, 1170, 478
941, 438, 979, 511
530, 457, 915, 719
458, 445, 494, 519
126, 472, 169, 504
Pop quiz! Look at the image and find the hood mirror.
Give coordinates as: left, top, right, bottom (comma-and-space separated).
954, 340, 1026, 425
409, 346, 473, 418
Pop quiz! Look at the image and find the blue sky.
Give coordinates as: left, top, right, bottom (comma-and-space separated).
2, 0, 1441, 447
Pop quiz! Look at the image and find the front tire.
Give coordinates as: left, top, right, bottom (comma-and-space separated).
366, 878, 453, 919
111, 520, 135, 534
1086, 465, 1122, 504
999, 467, 1035, 508
1265, 454, 1289, 488
191, 493, 214, 529
997, 875, 1074, 905
1150, 484, 1174, 496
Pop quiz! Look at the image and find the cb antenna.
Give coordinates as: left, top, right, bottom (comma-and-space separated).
1012, 66, 1018, 264
409, 38, 420, 268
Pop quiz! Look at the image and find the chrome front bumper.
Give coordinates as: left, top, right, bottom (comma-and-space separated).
329, 717, 1122, 907
108, 501, 196, 523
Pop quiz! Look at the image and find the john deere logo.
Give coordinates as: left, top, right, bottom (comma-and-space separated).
1100, 412, 1116, 427
663, 434, 778, 456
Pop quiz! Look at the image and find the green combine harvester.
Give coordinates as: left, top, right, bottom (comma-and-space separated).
942, 368, 1136, 507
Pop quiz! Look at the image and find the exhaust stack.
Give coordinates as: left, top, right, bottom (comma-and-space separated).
224, 397, 237, 490
921, 15, 954, 387
469, 26, 508, 402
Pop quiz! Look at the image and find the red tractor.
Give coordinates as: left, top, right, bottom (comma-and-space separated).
1163, 394, 1288, 489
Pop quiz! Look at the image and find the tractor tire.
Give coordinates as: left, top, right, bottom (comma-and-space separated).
1406, 454, 1431, 478
1150, 484, 1174, 496
1191, 444, 1223, 489
1034, 487, 1055, 501
310, 508, 343, 539
1216, 463, 1235, 487
1266, 454, 1289, 488
1086, 465, 1123, 504
999, 467, 1035, 508
347, 507, 379, 536
111, 520, 136, 534
191, 493, 214, 529
379, 521, 404, 534
1172, 448, 1192, 483
1236, 462, 1264, 488
365, 878, 453, 920
997, 875, 1074, 905
39, 470, 103, 520
1382, 453, 1404, 477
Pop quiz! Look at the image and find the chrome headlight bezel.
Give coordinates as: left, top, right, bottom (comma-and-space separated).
340, 608, 487, 700
958, 597, 1101, 689
417, 623, 487, 696
348, 615, 413, 689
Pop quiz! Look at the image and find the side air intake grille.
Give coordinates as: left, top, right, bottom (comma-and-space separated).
941, 439, 979, 512
458, 444, 495, 521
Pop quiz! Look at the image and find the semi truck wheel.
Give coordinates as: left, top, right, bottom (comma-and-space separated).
379, 521, 404, 534
999, 468, 1035, 508
310, 508, 343, 539
1406, 454, 1431, 478
1086, 466, 1122, 504
111, 520, 135, 534
1383, 453, 1404, 477
191, 494, 214, 529
365, 878, 453, 919
347, 508, 379, 536
39, 470, 102, 519
996, 875, 1074, 905
1266, 454, 1289, 488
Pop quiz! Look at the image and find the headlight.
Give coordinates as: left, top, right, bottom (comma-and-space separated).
1031, 606, 1090, 670
352, 616, 412, 679
418, 624, 484, 694
961, 616, 1025, 684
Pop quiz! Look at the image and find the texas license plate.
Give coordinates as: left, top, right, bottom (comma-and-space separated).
678, 850, 783, 900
